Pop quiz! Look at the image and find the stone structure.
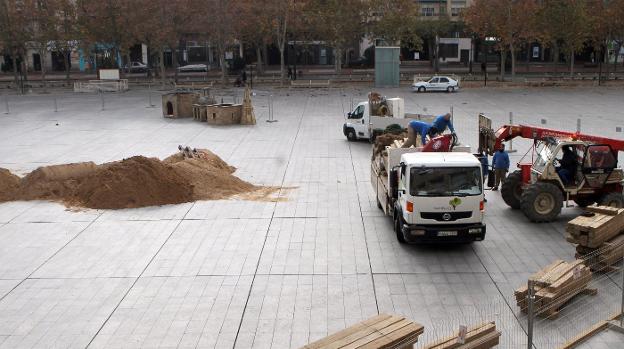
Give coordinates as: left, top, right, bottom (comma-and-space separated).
162, 92, 199, 118
241, 88, 256, 125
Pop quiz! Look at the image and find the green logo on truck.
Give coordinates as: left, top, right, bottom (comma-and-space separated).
449, 197, 462, 210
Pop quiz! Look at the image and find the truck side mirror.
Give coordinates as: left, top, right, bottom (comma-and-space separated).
347, 112, 352, 118
390, 168, 399, 199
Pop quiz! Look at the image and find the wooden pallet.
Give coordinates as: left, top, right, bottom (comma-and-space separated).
514, 260, 596, 319
423, 322, 500, 349
302, 314, 424, 349
566, 206, 624, 248
575, 234, 624, 272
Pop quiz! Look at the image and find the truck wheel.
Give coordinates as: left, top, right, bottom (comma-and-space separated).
418, 86, 425, 93
501, 170, 523, 209
598, 192, 624, 208
346, 129, 356, 141
520, 182, 564, 222
394, 214, 407, 244
573, 198, 596, 207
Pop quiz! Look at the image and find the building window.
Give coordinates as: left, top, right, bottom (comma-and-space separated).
439, 43, 459, 59
451, 7, 462, 16
422, 7, 434, 16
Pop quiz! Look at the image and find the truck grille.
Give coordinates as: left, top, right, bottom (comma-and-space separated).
420, 211, 472, 221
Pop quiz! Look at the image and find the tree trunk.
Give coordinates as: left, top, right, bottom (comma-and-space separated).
499, 48, 506, 82
570, 52, 574, 76
510, 42, 516, 79
278, 45, 285, 85
40, 50, 47, 92
256, 46, 263, 74
525, 43, 531, 72
11, 50, 19, 87
63, 51, 70, 80
160, 49, 166, 85
174, 46, 179, 83
614, 42, 621, 72
433, 36, 440, 72
334, 47, 342, 73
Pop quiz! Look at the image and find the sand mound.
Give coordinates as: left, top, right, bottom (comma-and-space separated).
0, 149, 280, 209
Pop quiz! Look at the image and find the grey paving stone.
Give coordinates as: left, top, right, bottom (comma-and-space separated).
186, 200, 276, 220
143, 219, 271, 277
0, 222, 90, 279
273, 182, 361, 218
0, 202, 36, 224
0, 277, 133, 349
89, 275, 252, 349
0, 280, 20, 300
31, 220, 180, 278
235, 274, 378, 349
257, 217, 370, 275
9, 201, 101, 223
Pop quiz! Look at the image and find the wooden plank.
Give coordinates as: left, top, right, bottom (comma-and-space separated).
460, 331, 501, 349
586, 206, 621, 216
423, 323, 495, 349
357, 323, 424, 349
303, 314, 393, 349
348, 322, 423, 349
320, 316, 408, 349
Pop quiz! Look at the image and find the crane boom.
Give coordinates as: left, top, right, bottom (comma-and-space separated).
492, 124, 624, 152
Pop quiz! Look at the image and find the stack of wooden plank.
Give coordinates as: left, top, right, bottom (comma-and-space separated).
302, 314, 424, 349
566, 206, 624, 248
423, 322, 500, 349
514, 259, 596, 318
575, 234, 624, 272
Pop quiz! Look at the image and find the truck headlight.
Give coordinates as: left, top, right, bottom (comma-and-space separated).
469, 228, 482, 234
411, 229, 426, 236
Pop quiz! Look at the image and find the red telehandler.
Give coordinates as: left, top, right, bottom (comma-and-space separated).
479, 114, 624, 222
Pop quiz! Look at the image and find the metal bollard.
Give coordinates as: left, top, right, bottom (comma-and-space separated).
54, 97, 58, 112
3, 95, 9, 114
100, 90, 105, 111
577, 118, 581, 133
508, 112, 517, 152
527, 279, 535, 349
620, 254, 624, 327
147, 84, 156, 108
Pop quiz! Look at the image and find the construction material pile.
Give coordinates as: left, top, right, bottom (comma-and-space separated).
0, 149, 277, 209
567, 206, 624, 271
423, 322, 501, 349
372, 132, 408, 159
514, 259, 595, 318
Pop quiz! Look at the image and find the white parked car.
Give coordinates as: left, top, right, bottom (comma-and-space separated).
412, 76, 459, 93
177, 64, 208, 72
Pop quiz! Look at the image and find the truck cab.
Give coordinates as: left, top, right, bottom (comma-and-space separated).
343, 101, 370, 141
390, 152, 486, 243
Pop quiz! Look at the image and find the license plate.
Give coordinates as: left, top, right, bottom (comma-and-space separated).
438, 231, 457, 237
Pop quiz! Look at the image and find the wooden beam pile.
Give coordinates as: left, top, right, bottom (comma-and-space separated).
566, 206, 624, 248
423, 322, 501, 349
302, 314, 424, 349
514, 260, 596, 318
575, 234, 624, 272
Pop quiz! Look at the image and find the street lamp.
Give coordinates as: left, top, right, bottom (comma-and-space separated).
484, 37, 497, 87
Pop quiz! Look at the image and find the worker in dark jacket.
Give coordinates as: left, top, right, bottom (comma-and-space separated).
402, 120, 437, 147
491, 144, 510, 190
429, 113, 455, 136
557, 146, 578, 185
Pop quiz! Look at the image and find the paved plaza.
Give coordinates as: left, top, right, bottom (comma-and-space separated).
0, 86, 623, 348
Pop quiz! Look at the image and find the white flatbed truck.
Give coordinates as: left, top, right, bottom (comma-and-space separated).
372, 147, 486, 243
343, 98, 434, 142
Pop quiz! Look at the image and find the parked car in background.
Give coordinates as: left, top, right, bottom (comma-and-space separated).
177, 64, 208, 72
412, 76, 459, 93
348, 56, 372, 69
124, 61, 148, 73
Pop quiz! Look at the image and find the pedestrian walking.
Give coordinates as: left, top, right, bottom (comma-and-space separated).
492, 144, 510, 191
287, 67, 293, 80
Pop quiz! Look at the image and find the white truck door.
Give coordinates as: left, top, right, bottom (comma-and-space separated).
349, 103, 369, 139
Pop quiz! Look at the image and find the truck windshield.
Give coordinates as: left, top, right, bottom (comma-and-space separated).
410, 167, 482, 197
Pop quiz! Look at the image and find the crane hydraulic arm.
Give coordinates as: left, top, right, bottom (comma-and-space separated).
492, 125, 624, 152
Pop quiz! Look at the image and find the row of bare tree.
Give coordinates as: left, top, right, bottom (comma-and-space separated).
465, 0, 624, 79
2, 0, 624, 86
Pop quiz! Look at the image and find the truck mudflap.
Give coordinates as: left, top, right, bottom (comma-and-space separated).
401, 223, 486, 243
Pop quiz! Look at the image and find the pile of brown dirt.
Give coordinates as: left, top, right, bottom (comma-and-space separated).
0, 149, 280, 209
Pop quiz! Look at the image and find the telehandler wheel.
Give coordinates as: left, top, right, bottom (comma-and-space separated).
501, 170, 523, 209
598, 192, 624, 208
394, 214, 407, 244
521, 182, 563, 222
